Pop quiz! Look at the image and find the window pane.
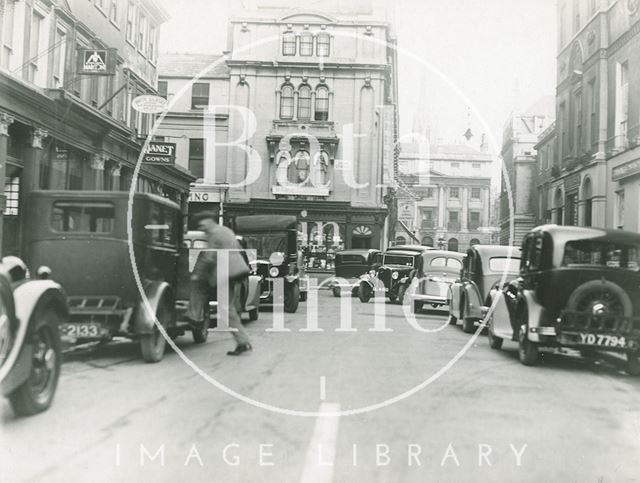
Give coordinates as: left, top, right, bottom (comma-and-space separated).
191, 82, 209, 109
317, 33, 330, 56
315, 87, 329, 121
52, 202, 115, 233
280, 85, 294, 119
282, 33, 296, 55
300, 33, 313, 56
298, 86, 311, 120
189, 138, 204, 178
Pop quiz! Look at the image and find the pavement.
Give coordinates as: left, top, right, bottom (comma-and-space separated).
2, 290, 640, 483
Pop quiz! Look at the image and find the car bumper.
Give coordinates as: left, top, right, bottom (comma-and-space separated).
411, 294, 449, 306
528, 326, 639, 351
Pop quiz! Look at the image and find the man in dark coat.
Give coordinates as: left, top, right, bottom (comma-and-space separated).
186, 211, 252, 355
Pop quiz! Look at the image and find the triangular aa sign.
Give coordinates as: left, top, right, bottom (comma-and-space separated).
84, 51, 106, 71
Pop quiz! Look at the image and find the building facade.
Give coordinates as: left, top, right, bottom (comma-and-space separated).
498, 99, 555, 246
0, 0, 194, 258
395, 143, 493, 252
545, 0, 640, 232
157, 6, 399, 271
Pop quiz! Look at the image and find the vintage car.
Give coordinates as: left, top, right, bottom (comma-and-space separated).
408, 250, 464, 313
175, 231, 260, 324
0, 256, 68, 416
486, 225, 640, 375
449, 244, 522, 333
330, 249, 382, 297
24, 190, 205, 363
359, 245, 430, 303
234, 215, 306, 313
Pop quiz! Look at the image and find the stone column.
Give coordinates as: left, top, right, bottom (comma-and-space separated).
91, 153, 106, 190
461, 186, 469, 231
111, 163, 121, 191
437, 185, 446, 227
292, 91, 299, 121
0, 112, 16, 255
275, 89, 281, 119
22, 128, 49, 192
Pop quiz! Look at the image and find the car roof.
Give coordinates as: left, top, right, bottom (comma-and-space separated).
468, 245, 522, 257
532, 224, 640, 246
235, 215, 297, 233
421, 249, 465, 260
387, 245, 432, 252
336, 249, 381, 256
383, 250, 419, 257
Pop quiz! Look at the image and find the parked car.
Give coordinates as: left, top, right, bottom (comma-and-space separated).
330, 249, 382, 297
409, 250, 464, 313
486, 225, 640, 375
174, 231, 261, 325
234, 215, 306, 313
449, 244, 522, 333
24, 190, 204, 363
360, 245, 430, 303
0, 256, 68, 416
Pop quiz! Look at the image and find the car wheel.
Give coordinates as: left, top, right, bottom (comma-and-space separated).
625, 351, 640, 376
388, 295, 398, 303
359, 283, 372, 303
9, 308, 62, 417
191, 304, 210, 344
462, 317, 476, 334
299, 291, 307, 302
140, 300, 171, 363
487, 317, 503, 350
248, 308, 259, 322
518, 323, 539, 366
413, 301, 422, 313
284, 283, 300, 313
332, 286, 341, 298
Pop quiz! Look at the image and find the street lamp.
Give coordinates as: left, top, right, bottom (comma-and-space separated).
437, 236, 446, 250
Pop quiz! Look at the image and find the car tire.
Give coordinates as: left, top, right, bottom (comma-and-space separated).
518, 323, 539, 366
140, 300, 171, 363
413, 301, 422, 313
359, 283, 372, 303
248, 308, 259, 322
299, 291, 307, 302
191, 304, 210, 344
462, 317, 476, 334
625, 351, 640, 376
388, 295, 398, 304
284, 283, 300, 313
487, 318, 503, 350
9, 308, 62, 417
332, 286, 341, 298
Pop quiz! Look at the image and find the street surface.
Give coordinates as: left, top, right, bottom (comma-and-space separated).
2, 290, 640, 483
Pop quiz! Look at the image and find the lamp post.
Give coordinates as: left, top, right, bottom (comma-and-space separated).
437, 236, 446, 250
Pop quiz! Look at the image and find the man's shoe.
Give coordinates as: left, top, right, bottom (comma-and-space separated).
227, 343, 252, 356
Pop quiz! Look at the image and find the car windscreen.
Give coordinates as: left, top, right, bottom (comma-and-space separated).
336, 254, 366, 264
52, 202, 115, 233
430, 257, 463, 270
383, 255, 415, 266
489, 256, 521, 273
563, 240, 640, 271
241, 233, 287, 260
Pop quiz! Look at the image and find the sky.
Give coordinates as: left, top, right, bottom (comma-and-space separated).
157, 0, 558, 154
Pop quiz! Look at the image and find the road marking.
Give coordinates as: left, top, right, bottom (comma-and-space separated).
319, 376, 326, 401
299, 403, 341, 483
144, 224, 169, 230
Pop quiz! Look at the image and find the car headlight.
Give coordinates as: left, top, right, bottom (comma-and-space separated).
369, 270, 376, 276
269, 252, 285, 266
269, 267, 280, 277
392, 271, 399, 280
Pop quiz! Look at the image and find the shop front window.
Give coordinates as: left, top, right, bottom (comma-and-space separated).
299, 221, 345, 271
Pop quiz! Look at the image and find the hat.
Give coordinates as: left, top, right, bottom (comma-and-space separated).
193, 211, 218, 224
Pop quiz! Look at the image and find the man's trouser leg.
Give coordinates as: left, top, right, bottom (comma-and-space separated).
228, 280, 250, 346
186, 277, 209, 321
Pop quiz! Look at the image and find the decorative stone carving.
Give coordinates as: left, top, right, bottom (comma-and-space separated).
284, 74, 291, 82
364, 75, 372, 87
90, 153, 106, 170
111, 163, 122, 177
319, 74, 326, 84
241, 22, 249, 32
364, 25, 373, 35
0, 112, 15, 136
239, 73, 247, 85
628, 0, 639, 15
31, 128, 49, 149
587, 30, 596, 46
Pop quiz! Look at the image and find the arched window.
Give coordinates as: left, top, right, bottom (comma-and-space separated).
469, 238, 481, 247
395, 236, 406, 246
421, 236, 433, 247
315, 86, 329, 121
280, 84, 294, 119
298, 85, 312, 120
282, 32, 296, 56
288, 150, 310, 184
316, 33, 330, 56
582, 177, 593, 227
448, 238, 459, 252
299, 32, 313, 56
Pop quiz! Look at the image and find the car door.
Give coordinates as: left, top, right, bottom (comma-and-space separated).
491, 280, 518, 338
449, 254, 468, 318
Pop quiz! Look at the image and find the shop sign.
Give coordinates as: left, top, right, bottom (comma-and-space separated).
132, 95, 168, 114
612, 158, 640, 181
142, 142, 176, 165
76, 49, 116, 75
188, 189, 224, 203
398, 203, 414, 222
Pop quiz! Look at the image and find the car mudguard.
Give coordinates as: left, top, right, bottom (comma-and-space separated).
1, 281, 67, 396
449, 282, 462, 318
520, 290, 547, 343
245, 275, 261, 311
463, 283, 483, 319
134, 281, 174, 335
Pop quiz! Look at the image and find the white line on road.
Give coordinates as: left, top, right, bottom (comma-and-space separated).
319, 376, 326, 401
299, 403, 341, 483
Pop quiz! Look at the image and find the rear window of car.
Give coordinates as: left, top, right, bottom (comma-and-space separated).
430, 257, 462, 269
489, 257, 520, 273
563, 240, 640, 271
336, 254, 366, 264
52, 202, 114, 233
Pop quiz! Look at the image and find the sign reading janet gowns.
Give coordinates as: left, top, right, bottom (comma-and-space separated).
142, 142, 176, 165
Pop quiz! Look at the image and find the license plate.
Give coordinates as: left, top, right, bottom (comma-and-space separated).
60, 323, 103, 338
573, 332, 627, 348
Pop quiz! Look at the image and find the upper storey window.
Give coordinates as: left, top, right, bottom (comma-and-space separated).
316, 33, 330, 57
280, 84, 294, 119
315, 86, 329, 121
282, 32, 296, 56
299, 32, 313, 56
298, 85, 312, 120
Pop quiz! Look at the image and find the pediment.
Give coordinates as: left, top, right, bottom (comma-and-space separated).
278, 11, 337, 23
